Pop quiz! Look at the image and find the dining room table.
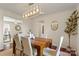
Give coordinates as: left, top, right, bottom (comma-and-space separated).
32, 37, 52, 56
13, 37, 52, 56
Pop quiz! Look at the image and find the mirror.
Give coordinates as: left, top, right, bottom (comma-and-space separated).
15, 25, 21, 31
51, 21, 58, 31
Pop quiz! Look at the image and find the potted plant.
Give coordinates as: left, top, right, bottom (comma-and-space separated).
64, 10, 79, 51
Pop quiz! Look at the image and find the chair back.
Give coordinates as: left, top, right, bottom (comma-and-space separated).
43, 36, 64, 56
56, 36, 64, 56
21, 37, 33, 56
13, 34, 22, 50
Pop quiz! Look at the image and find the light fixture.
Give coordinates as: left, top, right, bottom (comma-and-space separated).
36, 8, 39, 12
30, 12, 33, 15
25, 14, 28, 17
27, 13, 30, 16
23, 5, 40, 18
33, 10, 36, 14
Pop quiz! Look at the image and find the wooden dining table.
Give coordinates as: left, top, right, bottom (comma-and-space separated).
32, 37, 52, 56
13, 37, 52, 56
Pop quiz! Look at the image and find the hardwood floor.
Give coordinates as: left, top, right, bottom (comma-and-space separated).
0, 48, 71, 56
0, 48, 22, 56
0, 48, 12, 56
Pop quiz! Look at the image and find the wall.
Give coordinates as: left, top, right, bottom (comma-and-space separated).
76, 5, 79, 55
77, 19, 79, 55
0, 12, 3, 50
22, 19, 32, 36
30, 9, 77, 49
0, 8, 30, 50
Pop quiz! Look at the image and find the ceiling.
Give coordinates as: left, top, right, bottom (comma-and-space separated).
0, 3, 78, 16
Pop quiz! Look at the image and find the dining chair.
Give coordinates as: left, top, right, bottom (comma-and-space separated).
43, 36, 64, 56
21, 37, 33, 56
13, 34, 23, 56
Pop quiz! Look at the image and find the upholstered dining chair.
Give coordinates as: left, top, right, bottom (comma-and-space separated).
21, 37, 33, 56
13, 34, 23, 56
43, 36, 64, 56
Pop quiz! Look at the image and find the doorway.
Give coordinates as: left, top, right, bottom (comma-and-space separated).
3, 16, 23, 49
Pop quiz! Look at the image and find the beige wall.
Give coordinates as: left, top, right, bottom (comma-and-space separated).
30, 9, 77, 49
0, 8, 26, 50
0, 14, 3, 50
22, 19, 32, 36
76, 5, 79, 55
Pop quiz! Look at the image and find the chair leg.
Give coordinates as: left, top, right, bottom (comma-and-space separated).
12, 53, 16, 56
20, 51, 22, 56
13, 51, 16, 56
23, 53, 25, 56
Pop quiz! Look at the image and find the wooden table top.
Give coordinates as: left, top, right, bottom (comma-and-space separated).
32, 40, 47, 47
32, 37, 52, 47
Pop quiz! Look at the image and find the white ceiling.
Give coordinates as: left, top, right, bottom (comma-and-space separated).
0, 3, 77, 16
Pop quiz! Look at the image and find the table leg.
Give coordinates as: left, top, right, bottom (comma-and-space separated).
36, 46, 40, 56
13, 40, 16, 55
37, 46, 44, 56
40, 47, 44, 56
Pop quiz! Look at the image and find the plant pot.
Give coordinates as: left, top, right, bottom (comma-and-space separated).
66, 46, 71, 52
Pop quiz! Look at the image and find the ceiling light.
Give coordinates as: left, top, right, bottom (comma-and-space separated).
30, 12, 33, 15
36, 8, 39, 12
25, 14, 28, 17
27, 13, 30, 16
33, 10, 36, 14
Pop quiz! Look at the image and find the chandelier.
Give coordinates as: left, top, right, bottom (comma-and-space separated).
23, 5, 40, 18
